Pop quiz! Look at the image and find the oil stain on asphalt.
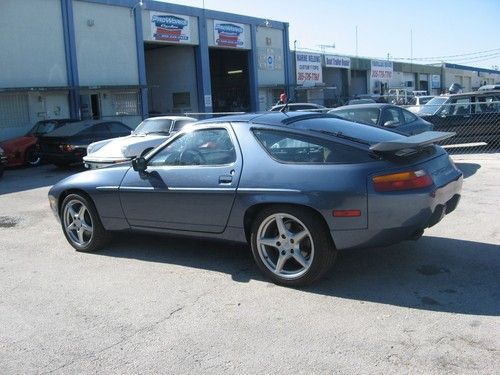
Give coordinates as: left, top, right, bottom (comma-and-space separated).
0, 216, 20, 228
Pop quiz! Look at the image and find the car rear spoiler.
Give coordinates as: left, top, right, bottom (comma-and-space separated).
370, 131, 455, 156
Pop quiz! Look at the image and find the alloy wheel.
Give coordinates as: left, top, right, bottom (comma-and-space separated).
256, 213, 314, 279
63, 199, 94, 247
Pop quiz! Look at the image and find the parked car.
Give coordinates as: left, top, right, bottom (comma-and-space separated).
269, 103, 327, 112
83, 116, 197, 169
0, 119, 78, 167
48, 112, 462, 287
406, 95, 436, 113
418, 90, 500, 146
478, 84, 500, 91
448, 83, 463, 94
329, 104, 433, 135
347, 98, 376, 105
0, 146, 6, 177
38, 120, 131, 167
412, 90, 428, 97
385, 88, 415, 105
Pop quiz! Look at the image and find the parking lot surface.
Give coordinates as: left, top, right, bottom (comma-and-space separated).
0, 155, 499, 374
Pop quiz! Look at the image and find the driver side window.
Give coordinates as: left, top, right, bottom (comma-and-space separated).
148, 128, 236, 167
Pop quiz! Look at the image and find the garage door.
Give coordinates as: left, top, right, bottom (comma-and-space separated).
0, 93, 30, 131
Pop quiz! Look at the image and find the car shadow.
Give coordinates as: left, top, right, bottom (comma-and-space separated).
0, 165, 84, 195
95, 233, 500, 316
455, 162, 481, 179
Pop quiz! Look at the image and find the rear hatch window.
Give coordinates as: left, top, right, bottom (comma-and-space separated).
289, 117, 404, 145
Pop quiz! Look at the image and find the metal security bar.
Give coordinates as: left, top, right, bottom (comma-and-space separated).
0, 93, 30, 130
402, 101, 500, 153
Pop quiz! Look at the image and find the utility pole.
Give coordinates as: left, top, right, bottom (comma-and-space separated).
355, 26, 358, 56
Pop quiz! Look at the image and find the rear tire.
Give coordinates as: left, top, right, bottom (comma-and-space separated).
60, 193, 111, 252
250, 205, 337, 287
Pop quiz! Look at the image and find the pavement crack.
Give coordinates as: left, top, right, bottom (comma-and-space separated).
41, 305, 185, 374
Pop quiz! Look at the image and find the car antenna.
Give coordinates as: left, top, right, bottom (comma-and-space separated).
279, 101, 290, 113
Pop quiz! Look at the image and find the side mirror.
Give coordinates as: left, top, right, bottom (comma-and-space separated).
132, 157, 147, 172
384, 120, 399, 128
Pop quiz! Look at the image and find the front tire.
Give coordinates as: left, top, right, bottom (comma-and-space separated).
25, 146, 42, 166
60, 193, 110, 252
250, 205, 337, 287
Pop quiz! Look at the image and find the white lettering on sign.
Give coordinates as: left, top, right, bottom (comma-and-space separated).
325, 55, 351, 69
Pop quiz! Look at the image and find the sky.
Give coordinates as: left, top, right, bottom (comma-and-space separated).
160, 0, 500, 70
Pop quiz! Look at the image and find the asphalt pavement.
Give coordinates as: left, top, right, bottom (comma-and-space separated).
0, 155, 499, 374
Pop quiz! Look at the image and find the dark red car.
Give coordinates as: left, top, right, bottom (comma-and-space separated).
0, 119, 78, 167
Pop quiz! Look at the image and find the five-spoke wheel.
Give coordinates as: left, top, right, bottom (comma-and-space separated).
251, 205, 337, 286
63, 199, 94, 247
61, 193, 110, 252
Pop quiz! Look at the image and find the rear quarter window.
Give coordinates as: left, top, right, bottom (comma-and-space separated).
252, 129, 370, 164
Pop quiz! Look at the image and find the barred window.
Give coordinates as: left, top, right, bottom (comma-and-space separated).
0, 94, 30, 128
111, 92, 139, 116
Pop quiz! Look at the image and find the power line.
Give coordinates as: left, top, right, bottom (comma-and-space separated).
391, 47, 500, 61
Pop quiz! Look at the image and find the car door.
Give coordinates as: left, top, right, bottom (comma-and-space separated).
119, 124, 242, 233
379, 107, 406, 133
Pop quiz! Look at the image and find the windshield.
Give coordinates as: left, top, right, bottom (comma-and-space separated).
418, 97, 448, 115
134, 118, 173, 134
27, 121, 58, 136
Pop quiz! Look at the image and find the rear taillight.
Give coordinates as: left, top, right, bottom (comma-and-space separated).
59, 144, 75, 152
373, 169, 433, 192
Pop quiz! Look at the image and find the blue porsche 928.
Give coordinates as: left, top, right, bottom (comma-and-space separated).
48, 112, 463, 286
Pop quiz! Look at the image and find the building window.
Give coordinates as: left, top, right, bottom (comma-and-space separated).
111, 92, 139, 116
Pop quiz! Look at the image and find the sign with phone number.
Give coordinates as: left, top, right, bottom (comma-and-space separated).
371, 59, 393, 80
371, 70, 392, 79
296, 52, 323, 85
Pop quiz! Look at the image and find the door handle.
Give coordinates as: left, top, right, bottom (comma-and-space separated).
219, 175, 233, 184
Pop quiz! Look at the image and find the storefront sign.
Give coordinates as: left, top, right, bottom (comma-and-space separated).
325, 55, 351, 69
214, 20, 245, 48
371, 60, 393, 79
296, 52, 323, 85
431, 74, 441, 89
151, 12, 190, 43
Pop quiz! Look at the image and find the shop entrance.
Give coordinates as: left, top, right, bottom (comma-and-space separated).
144, 43, 198, 115
209, 49, 250, 112
80, 93, 101, 120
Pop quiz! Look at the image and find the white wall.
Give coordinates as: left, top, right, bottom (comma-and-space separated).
255, 27, 285, 85
145, 45, 198, 114
0, 0, 67, 87
73, 1, 139, 85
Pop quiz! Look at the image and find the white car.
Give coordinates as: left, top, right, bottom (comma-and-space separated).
406, 95, 436, 113
83, 116, 197, 169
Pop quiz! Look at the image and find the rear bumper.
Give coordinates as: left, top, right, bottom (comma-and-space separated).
332, 174, 463, 250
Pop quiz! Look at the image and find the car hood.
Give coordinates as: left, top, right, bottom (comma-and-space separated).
88, 134, 168, 158
0, 135, 36, 151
